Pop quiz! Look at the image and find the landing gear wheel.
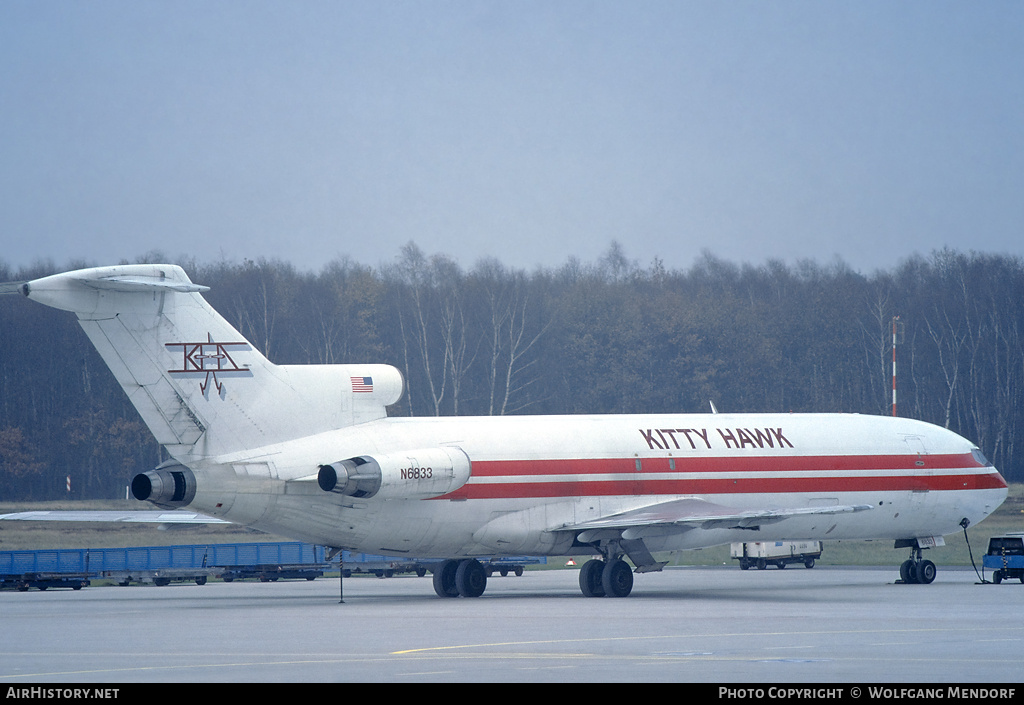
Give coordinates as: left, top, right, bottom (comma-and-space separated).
432, 559, 460, 598
916, 559, 936, 585
579, 559, 606, 597
601, 558, 634, 598
900, 559, 918, 584
455, 559, 487, 597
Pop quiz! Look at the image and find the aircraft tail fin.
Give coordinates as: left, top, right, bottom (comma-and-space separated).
20, 265, 402, 459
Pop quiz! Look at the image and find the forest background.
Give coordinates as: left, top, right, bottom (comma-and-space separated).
1, 242, 1022, 500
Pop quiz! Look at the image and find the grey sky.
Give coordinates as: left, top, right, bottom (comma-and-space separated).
2, 1, 1022, 275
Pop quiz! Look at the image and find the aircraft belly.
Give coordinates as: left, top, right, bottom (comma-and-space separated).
248, 494, 381, 548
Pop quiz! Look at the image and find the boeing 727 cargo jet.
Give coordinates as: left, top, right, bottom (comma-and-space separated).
1, 265, 1008, 597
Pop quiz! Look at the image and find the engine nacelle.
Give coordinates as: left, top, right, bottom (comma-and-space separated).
317, 447, 471, 500
130, 463, 197, 508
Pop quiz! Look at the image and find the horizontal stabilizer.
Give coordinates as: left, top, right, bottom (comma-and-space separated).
0, 510, 229, 524
0, 281, 27, 295
74, 275, 210, 294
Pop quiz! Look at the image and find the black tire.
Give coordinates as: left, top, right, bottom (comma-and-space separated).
916, 559, 936, 585
579, 559, 605, 597
432, 559, 460, 598
602, 559, 634, 598
993, 570, 1003, 584
804, 558, 815, 569
455, 559, 487, 598
900, 559, 917, 584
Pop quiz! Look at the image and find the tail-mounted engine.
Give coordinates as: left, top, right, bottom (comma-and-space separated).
317, 447, 471, 500
130, 462, 197, 508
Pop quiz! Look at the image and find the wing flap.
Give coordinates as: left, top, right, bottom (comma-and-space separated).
564, 497, 872, 536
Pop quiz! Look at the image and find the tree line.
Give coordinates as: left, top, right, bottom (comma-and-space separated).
1, 243, 1022, 500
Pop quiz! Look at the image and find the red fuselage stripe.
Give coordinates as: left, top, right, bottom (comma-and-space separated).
471, 453, 981, 476
438, 454, 1006, 500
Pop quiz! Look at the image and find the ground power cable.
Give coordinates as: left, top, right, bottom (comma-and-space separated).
960, 517, 989, 584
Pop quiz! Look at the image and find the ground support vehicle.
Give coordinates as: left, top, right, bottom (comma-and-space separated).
983, 534, 1024, 584
731, 541, 823, 570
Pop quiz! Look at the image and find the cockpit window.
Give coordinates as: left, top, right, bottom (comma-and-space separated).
971, 448, 992, 467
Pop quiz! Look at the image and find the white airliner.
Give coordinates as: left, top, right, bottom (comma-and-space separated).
1, 264, 1008, 597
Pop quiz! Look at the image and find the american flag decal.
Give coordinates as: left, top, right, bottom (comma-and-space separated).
351, 376, 373, 393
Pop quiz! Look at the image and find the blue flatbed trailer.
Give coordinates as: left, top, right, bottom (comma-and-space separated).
1, 543, 545, 589
339, 554, 545, 578
0, 542, 327, 588
0, 549, 93, 591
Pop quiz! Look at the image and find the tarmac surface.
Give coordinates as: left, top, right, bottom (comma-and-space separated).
1, 565, 1021, 684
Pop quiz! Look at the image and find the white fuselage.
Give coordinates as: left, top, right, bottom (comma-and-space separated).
186, 411, 1008, 558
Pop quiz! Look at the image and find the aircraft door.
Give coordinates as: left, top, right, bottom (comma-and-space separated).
903, 435, 929, 465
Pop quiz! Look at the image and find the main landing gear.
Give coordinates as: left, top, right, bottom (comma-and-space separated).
578, 557, 634, 597
575, 537, 664, 597
898, 545, 937, 585
432, 558, 488, 598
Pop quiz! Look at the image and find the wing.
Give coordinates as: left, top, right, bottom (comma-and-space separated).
562, 497, 873, 540
0, 510, 229, 524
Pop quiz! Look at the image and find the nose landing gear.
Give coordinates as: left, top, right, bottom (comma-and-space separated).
897, 544, 937, 584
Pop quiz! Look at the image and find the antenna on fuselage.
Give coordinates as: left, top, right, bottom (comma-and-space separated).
709, 400, 719, 414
